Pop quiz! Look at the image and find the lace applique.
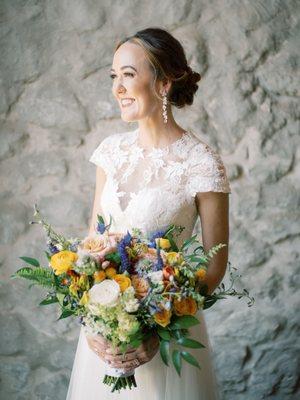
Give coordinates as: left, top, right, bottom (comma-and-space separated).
89, 128, 231, 236
186, 141, 231, 197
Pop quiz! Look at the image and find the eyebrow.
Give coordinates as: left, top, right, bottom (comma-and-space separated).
110, 65, 137, 73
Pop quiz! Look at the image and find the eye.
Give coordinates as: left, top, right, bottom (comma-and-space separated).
109, 72, 135, 79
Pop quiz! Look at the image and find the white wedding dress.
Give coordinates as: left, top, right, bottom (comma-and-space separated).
66, 127, 231, 400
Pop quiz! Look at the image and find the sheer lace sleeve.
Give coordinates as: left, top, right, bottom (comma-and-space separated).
187, 142, 231, 197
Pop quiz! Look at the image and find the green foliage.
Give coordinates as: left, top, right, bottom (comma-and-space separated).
177, 337, 205, 349
19, 256, 40, 267
11, 267, 55, 289
181, 351, 201, 369
169, 315, 200, 330
159, 340, 170, 366
172, 349, 182, 376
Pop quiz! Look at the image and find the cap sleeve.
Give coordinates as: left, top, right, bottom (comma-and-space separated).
89, 136, 112, 174
187, 142, 231, 197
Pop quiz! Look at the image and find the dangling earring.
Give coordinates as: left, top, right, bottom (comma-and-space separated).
162, 91, 168, 124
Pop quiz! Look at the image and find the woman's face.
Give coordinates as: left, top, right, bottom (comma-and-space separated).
110, 41, 163, 122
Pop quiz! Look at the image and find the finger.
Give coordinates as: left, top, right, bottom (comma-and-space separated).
105, 351, 137, 363
106, 346, 136, 355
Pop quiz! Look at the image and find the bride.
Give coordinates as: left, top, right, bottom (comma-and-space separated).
66, 27, 231, 400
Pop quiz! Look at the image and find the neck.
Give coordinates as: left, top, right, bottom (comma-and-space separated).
137, 110, 186, 149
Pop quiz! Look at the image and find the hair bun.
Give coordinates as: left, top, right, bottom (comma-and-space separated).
169, 66, 202, 108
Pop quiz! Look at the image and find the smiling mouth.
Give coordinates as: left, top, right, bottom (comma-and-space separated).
120, 98, 135, 108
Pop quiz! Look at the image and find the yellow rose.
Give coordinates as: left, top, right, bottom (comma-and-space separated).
195, 268, 207, 280
154, 307, 172, 327
93, 270, 106, 283
50, 250, 78, 275
155, 238, 171, 250
166, 252, 184, 266
174, 297, 197, 316
113, 274, 131, 292
79, 291, 89, 306
105, 267, 117, 278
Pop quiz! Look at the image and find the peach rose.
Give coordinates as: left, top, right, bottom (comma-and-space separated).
78, 232, 122, 262
174, 297, 197, 316
131, 275, 150, 299
154, 307, 172, 327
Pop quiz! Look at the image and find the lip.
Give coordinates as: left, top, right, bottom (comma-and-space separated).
120, 98, 136, 108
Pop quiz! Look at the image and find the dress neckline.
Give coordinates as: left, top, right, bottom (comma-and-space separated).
131, 128, 191, 153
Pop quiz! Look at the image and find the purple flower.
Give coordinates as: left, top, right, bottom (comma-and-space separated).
117, 231, 133, 273
148, 227, 169, 248
153, 245, 164, 271
48, 244, 59, 255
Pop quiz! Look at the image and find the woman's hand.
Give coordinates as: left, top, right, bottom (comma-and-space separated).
86, 333, 109, 362
104, 333, 160, 372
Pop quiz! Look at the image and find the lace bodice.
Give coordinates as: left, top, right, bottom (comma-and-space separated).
89, 128, 231, 247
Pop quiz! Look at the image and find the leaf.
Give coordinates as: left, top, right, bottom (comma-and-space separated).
19, 256, 40, 267
39, 297, 59, 306
105, 252, 121, 264
159, 340, 170, 366
172, 349, 182, 376
203, 297, 218, 310
181, 351, 201, 369
157, 327, 171, 341
56, 292, 66, 306
11, 267, 55, 288
180, 234, 198, 250
57, 309, 74, 320
170, 315, 200, 330
130, 338, 142, 348
177, 337, 205, 349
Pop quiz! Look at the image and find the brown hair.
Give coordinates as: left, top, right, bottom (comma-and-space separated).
114, 27, 201, 108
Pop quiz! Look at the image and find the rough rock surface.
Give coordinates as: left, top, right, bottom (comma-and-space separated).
1, 1, 299, 399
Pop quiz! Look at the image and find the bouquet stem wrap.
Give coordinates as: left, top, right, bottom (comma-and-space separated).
103, 364, 136, 392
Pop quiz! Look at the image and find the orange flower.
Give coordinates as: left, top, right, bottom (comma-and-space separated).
174, 297, 197, 316
195, 268, 207, 280
131, 275, 149, 299
163, 265, 175, 280
105, 267, 117, 278
154, 307, 172, 327
93, 270, 106, 283
113, 274, 131, 292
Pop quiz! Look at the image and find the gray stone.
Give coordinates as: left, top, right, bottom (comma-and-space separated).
0, 357, 30, 394
0, 314, 23, 356
0, 197, 30, 244
33, 367, 69, 400
19, 151, 68, 179
0, 1, 299, 399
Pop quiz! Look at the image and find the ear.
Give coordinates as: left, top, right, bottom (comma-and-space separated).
158, 77, 172, 95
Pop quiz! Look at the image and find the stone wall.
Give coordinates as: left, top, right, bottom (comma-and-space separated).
1, 0, 299, 399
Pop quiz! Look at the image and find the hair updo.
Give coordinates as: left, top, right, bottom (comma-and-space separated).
114, 27, 202, 108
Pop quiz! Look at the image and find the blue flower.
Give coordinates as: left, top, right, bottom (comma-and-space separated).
117, 231, 133, 273
48, 243, 59, 255
153, 245, 164, 271
148, 227, 169, 248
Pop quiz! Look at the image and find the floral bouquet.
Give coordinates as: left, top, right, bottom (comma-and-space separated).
11, 205, 254, 393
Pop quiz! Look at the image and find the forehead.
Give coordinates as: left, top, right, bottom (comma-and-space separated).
112, 42, 150, 71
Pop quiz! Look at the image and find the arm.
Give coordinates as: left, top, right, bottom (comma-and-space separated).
195, 191, 229, 295
88, 166, 107, 236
